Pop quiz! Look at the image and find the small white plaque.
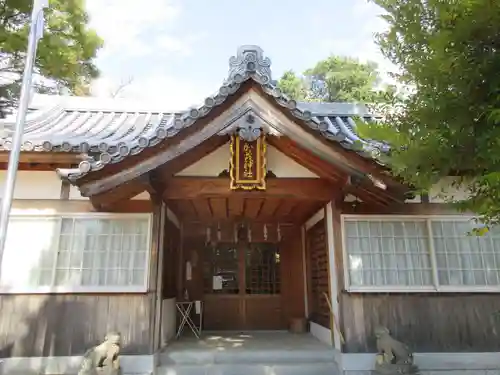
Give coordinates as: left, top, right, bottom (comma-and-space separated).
212, 275, 223, 290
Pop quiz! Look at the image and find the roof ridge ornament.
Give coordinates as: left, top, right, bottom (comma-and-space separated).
228, 45, 272, 85
238, 113, 261, 142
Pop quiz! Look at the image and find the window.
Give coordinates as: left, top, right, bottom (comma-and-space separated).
343, 216, 500, 292
2, 214, 151, 293
431, 221, 500, 287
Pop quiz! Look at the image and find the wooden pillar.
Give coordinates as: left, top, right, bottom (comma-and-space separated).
301, 225, 309, 318
153, 202, 166, 352
325, 200, 343, 351
304, 209, 325, 322
148, 194, 163, 353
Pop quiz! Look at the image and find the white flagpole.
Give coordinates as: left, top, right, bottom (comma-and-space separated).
0, 1, 48, 274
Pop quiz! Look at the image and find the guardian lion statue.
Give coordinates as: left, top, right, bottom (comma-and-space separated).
373, 326, 419, 375
77, 332, 122, 375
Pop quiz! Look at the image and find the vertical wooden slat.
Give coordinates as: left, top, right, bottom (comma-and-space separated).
306, 218, 330, 328
237, 240, 247, 329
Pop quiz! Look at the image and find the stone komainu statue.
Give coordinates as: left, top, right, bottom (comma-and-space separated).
374, 326, 419, 375
77, 332, 122, 375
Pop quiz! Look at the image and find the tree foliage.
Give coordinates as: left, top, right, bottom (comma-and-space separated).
358, 0, 500, 228
0, 0, 103, 117
277, 55, 395, 103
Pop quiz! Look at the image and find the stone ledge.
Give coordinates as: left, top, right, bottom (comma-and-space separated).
342, 353, 500, 371
0, 355, 154, 375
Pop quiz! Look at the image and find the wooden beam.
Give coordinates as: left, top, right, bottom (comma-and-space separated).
0, 162, 74, 171
0, 151, 84, 165
90, 179, 148, 209
161, 177, 337, 201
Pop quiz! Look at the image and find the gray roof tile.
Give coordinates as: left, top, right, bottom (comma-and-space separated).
0, 45, 387, 181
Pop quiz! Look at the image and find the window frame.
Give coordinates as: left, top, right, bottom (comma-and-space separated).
341, 214, 500, 293
1, 212, 153, 294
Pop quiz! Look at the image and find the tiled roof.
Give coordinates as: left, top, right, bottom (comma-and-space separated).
0, 45, 388, 181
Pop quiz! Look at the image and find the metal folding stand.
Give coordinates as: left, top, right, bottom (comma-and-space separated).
175, 301, 203, 339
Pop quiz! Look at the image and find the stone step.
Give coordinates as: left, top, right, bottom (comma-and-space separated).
156, 363, 341, 375
160, 349, 336, 366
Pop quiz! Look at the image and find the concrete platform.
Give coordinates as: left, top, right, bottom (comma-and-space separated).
157, 331, 341, 375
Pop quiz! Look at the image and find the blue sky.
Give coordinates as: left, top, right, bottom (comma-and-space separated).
85, 0, 391, 110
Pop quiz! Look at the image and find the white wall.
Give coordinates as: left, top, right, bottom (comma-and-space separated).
0, 170, 149, 201
176, 143, 319, 178
310, 321, 332, 346
346, 177, 471, 204
0, 171, 62, 200
342, 352, 500, 375
429, 176, 470, 203
161, 298, 177, 345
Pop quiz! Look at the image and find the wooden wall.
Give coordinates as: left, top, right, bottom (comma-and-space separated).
161, 218, 180, 299
341, 293, 500, 353
0, 294, 152, 357
280, 229, 306, 325
306, 219, 330, 328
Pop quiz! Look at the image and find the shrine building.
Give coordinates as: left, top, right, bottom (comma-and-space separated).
0, 46, 498, 375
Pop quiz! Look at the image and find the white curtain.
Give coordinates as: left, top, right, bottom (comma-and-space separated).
54, 217, 149, 287
1, 216, 59, 288
2, 215, 150, 289
345, 220, 432, 287
431, 220, 500, 286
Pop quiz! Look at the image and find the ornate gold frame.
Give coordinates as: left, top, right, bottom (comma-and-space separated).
229, 134, 267, 190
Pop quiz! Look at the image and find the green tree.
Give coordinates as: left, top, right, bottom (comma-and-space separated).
277, 70, 307, 102
0, 0, 103, 117
277, 56, 393, 103
359, 0, 500, 228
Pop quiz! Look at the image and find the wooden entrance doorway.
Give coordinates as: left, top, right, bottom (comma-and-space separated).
203, 239, 282, 330
163, 176, 332, 332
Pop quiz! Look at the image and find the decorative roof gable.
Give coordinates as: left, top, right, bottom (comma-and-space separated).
0, 45, 387, 182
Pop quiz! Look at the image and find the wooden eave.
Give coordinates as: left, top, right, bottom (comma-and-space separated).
71, 81, 406, 203
0, 151, 85, 166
